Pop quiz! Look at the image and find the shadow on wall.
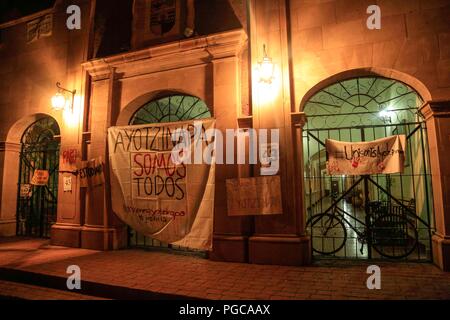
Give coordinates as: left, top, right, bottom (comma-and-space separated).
195, 0, 242, 35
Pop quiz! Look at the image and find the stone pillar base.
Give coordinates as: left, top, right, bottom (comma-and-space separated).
50, 224, 82, 248
432, 234, 450, 272
249, 235, 311, 266
0, 219, 16, 237
81, 225, 127, 251
210, 235, 248, 263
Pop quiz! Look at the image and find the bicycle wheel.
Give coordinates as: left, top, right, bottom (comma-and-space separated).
307, 213, 347, 255
371, 213, 419, 259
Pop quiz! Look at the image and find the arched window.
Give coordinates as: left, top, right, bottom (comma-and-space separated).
21, 117, 60, 150
303, 77, 423, 130
130, 94, 211, 125
128, 94, 210, 256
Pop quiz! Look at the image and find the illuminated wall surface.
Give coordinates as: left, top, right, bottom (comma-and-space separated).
0, 0, 449, 270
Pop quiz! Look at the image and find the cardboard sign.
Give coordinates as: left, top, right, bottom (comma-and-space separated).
326, 135, 406, 176
78, 157, 105, 188
31, 170, 49, 186
20, 184, 32, 198
226, 176, 283, 216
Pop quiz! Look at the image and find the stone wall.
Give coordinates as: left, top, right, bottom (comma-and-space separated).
289, 0, 450, 107
0, 0, 92, 237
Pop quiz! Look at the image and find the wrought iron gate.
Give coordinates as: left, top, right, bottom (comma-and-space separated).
127, 94, 211, 256
302, 76, 435, 261
16, 117, 60, 238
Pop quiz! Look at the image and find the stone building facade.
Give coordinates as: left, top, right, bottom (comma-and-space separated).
0, 0, 449, 270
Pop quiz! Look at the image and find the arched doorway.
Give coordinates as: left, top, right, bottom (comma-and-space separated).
16, 116, 60, 238
302, 76, 434, 261
127, 93, 212, 254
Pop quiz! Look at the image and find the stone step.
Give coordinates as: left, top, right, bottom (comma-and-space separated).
0, 267, 201, 300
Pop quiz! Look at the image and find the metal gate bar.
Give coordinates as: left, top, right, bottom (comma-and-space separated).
16, 117, 60, 238
303, 123, 434, 261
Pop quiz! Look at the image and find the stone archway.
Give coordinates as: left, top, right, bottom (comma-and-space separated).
300, 67, 432, 112
0, 114, 61, 237
299, 72, 435, 262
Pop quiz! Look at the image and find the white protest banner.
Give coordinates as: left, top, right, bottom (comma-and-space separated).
326, 135, 406, 176
108, 119, 215, 251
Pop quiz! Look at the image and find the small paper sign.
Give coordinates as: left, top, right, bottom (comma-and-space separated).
63, 176, 72, 192
20, 184, 32, 198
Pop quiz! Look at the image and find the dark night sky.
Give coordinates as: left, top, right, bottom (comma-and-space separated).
0, 0, 56, 23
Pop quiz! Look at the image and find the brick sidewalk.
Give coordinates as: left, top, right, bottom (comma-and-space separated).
0, 280, 107, 300
0, 238, 449, 300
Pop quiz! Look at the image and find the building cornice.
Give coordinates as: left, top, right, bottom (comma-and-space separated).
420, 100, 450, 121
0, 8, 54, 30
83, 29, 247, 81
291, 112, 307, 129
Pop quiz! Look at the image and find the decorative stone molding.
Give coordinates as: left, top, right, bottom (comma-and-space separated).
0, 8, 54, 30
291, 112, 307, 128
0, 141, 21, 153
0, 219, 16, 224
83, 29, 247, 81
420, 100, 450, 121
418, 99, 450, 271
237, 116, 253, 129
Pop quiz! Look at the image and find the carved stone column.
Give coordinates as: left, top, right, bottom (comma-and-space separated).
247, 0, 311, 266
81, 67, 128, 251
420, 100, 450, 271
0, 142, 21, 236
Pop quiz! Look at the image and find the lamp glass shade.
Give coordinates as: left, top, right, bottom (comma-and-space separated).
51, 92, 66, 111
258, 57, 275, 84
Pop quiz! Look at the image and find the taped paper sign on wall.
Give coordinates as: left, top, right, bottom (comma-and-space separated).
63, 176, 73, 192
326, 135, 406, 176
108, 119, 216, 251
226, 176, 283, 216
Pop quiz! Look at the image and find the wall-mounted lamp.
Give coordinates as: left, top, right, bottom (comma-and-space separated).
51, 82, 76, 112
258, 44, 275, 84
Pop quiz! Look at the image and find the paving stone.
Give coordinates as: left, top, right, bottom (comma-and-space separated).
0, 280, 107, 300
0, 238, 450, 300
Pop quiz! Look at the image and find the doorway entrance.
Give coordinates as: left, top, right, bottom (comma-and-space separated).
127, 93, 211, 256
16, 117, 60, 238
302, 76, 435, 261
